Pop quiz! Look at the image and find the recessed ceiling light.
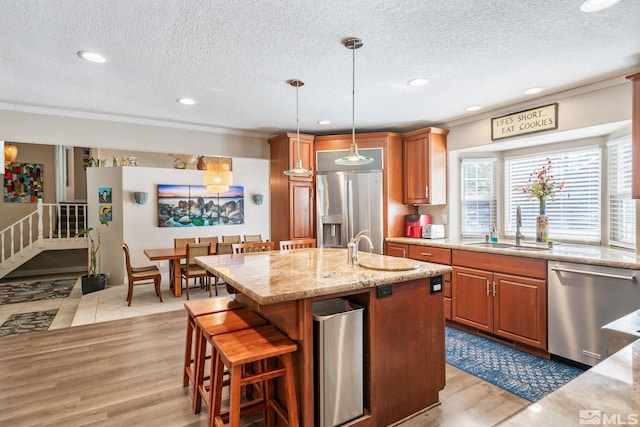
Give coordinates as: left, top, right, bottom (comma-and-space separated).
407, 78, 430, 87
523, 87, 543, 95
317, 120, 331, 125
465, 105, 482, 112
77, 50, 107, 63
176, 97, 196, 105
580, 0, 621, 12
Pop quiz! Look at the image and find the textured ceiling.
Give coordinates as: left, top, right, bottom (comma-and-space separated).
0, 0, 639, 138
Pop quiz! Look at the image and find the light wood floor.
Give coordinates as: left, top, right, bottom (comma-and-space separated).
0, 309, 529, 427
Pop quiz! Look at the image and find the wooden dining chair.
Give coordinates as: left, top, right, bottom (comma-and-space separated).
232, 241, 276, 254
279, 238, 316, 250
221, 235, 241, 243
172, 237, 196, 286
122, 243, 163, 306
242, 234, 262, 243
198, 236, 219, 254
197, 236, 221, 295
180, 243, 213, 300
218, 235, 240, 255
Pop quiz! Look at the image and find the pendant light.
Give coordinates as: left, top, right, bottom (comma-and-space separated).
283, 79, 313, 176
4, 143, 18, 165
204, 157, 233, 193
335, 37, 373, 166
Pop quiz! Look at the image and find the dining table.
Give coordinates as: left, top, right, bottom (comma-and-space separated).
144, 244, 232, 297
143, 247, 186, 297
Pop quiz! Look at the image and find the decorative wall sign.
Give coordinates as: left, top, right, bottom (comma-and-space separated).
157, 184, 244, 227
3, 163, 44, 203
491, 103, 558, 140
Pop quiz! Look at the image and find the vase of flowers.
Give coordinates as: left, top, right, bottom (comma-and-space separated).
522, 158, 565, 242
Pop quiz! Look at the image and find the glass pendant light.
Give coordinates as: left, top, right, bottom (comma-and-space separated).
335, 37, 373, 166
283, 79, 313, 176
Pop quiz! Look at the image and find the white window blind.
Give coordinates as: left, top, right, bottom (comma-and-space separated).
505, 148, 601, 243
608, 136, 635, 249
461, 158, 497, 237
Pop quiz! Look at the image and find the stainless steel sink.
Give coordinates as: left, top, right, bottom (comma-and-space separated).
467, 242, 549, 251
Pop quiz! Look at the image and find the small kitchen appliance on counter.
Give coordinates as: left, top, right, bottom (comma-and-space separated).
422, 224, 445, 239
405, 214, 431, 237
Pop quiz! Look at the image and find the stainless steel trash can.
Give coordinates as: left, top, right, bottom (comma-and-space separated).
313, 298, 364, 427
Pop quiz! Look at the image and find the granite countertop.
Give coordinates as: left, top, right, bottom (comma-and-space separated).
387, 237, 640, 269
195, 248, 451, 305
500, 338, 640, 426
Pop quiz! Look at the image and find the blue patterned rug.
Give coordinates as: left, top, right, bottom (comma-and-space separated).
446, 326, 584, 402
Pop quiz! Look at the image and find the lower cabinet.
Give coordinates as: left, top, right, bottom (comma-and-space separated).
452, 250, 547, 350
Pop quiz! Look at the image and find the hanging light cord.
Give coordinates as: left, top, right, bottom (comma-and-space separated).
351, 41, 356, 148
296, 83, 302, 162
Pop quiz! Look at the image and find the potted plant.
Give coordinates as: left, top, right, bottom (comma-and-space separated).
76, 219, 109, 294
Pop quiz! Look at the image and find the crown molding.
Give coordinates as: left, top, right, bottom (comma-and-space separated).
0, 102, 272, 140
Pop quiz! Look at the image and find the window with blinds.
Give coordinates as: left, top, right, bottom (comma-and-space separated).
461, 158, 497, 237
608, 136, 635, 249
505, 148, 601, 243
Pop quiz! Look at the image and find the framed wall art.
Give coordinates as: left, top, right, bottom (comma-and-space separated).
3, 163, 44, 203
157, 184, 244, 227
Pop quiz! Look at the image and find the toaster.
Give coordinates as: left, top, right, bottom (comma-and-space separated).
422, 224, 445, 239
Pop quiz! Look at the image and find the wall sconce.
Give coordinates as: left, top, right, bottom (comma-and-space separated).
252, 194, 264, 205
133, 191, 149, 205
4, 143, 18, 165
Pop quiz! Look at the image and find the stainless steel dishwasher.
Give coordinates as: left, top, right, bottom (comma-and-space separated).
548, 261, 640, 366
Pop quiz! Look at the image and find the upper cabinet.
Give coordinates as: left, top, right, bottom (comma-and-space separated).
268, 132, 315, 244
402, 127, 449, 205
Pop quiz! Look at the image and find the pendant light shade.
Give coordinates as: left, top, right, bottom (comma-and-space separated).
4, 143, 18, 165
335, 37, 373, 166
283, 79, 313, 177
204, 159, 233, 193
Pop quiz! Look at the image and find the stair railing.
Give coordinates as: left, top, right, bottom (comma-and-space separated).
0, 199, 88, 269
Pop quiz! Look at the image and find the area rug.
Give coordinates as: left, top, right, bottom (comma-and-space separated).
0, 278, 77, 305
0, 309, 59, 337
445, 326, 584, 402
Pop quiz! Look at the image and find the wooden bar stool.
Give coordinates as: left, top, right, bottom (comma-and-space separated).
209, 325, 299, 427
183, 297, 244, 389
193, 309, 269, 414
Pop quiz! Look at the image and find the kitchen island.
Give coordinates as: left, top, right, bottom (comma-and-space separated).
196, 248, 452, 427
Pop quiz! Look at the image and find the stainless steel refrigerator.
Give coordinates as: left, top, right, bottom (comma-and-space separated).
316, 148, 384, 254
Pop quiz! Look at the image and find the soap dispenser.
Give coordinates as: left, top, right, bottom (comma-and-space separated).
489, 226, 498, 243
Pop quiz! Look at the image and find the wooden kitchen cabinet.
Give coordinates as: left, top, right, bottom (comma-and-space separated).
269, 132, 315, 244
626, 72, 640, 199
288, 181, 314, 240
386, 242, 408, 258
451, 250, 547, 350
402, 127, 449, 205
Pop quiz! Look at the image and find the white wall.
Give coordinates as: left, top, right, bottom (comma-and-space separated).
419, 78, 635, 242
87, 158, 270, 285
0, 109, 270, 159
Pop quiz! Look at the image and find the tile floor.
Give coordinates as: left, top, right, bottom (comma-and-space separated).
0, 274, 226, 331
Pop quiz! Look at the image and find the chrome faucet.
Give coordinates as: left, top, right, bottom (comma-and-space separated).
515, 206, 525, 246
347, 230, 374, 265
